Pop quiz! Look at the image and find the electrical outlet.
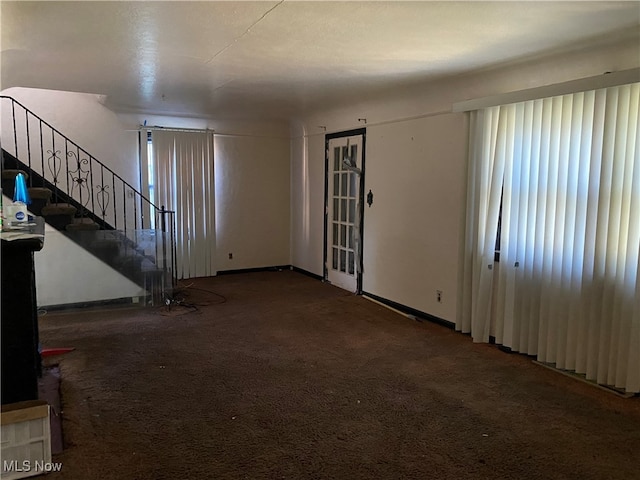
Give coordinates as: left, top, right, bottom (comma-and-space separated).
436, 290, 443, 303
228, 253, 233, 260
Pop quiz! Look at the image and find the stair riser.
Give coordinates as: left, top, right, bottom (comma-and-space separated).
42, 214, 73, 231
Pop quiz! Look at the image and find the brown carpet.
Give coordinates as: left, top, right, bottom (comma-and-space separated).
38, 270, 640, 480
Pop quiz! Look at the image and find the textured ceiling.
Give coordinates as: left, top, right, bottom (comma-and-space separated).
1, 1, 639, 121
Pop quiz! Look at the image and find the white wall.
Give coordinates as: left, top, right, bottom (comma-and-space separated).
215, 134, 290, 271
289, 113, 467, 322
290, 34, 640, 324
290, 129, 325, 275
0, 87, 140, 189
0, 194, 146, 307
363, 114, 467, 320
34, 223, 147, 307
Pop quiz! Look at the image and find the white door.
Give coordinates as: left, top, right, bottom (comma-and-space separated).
326, 134, 362, 292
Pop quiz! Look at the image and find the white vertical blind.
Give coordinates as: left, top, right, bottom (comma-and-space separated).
459, 83, 640, 393
150, 130, 216, 279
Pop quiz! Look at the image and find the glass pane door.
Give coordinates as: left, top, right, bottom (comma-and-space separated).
326, 135, 362, 292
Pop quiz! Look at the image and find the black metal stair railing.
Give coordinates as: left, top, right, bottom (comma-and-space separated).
0, 95, 177, 302
2, 147, 112, 230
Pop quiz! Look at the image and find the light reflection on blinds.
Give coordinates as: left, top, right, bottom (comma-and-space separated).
459, 83, 640, 393
150, 130, 215, 279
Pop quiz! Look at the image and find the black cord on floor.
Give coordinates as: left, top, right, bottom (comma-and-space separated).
160, 283, 227, 315
182, 285, 227, 304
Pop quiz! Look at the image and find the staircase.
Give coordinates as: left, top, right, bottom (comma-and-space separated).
1, 95, 176, 305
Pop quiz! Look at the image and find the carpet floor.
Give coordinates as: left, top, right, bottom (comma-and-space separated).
38, 270, 639, 480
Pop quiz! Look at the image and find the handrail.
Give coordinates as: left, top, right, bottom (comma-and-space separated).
0, 95, 161, 213
0, 95, 177, 299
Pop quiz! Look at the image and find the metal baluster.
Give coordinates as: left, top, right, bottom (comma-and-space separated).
12, 101, 18, 159
39, 120, 45, 190
140, 196, 145, 231
51, 131, 58, 204
171, 211, 177, 288
112, 172, 117, 230
159, 206, 168, 288
88, 154, 95, 225
100, 165, 106, 223
133, 190, 138, 231
25, 110, 32, 186
122, 180, 127, 236
76, 146, 84, 219
64, 138, 70, 205
154, 206, 160, 296
161, 206, 167, 230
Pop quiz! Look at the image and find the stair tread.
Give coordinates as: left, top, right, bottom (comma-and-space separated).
66, 217, 99, 231
42, 203, 77, 215
72, 217, 97, 224
28, 187, 52, 200
1, 169, 29, 180
45, 202, 75, 207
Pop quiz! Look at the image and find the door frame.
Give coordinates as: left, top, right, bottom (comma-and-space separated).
323, 128, 366, 294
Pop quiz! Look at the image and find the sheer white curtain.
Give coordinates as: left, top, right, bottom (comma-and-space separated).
459, 107, 507, 342
459, 83, 640, 393
149, 130, 216, 279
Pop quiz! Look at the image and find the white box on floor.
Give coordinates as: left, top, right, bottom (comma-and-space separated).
1, 401, 52, 479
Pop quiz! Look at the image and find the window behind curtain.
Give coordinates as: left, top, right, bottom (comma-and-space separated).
143, 129, 216, 280
459, 82, 640, 393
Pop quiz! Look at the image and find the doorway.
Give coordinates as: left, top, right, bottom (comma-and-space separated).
324, 129, 366, 293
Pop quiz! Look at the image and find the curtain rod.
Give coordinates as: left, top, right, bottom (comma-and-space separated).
452, 68, 640, 112
127, 127, 288, 139
138, 125, 214, 133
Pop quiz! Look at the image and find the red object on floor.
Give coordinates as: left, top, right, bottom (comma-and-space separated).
41, 347, 75, 357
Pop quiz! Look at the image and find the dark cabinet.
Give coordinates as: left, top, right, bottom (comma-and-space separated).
1, 218, 44, 405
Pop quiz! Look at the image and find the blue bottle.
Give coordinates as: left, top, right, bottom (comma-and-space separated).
13, 173, 31, 205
